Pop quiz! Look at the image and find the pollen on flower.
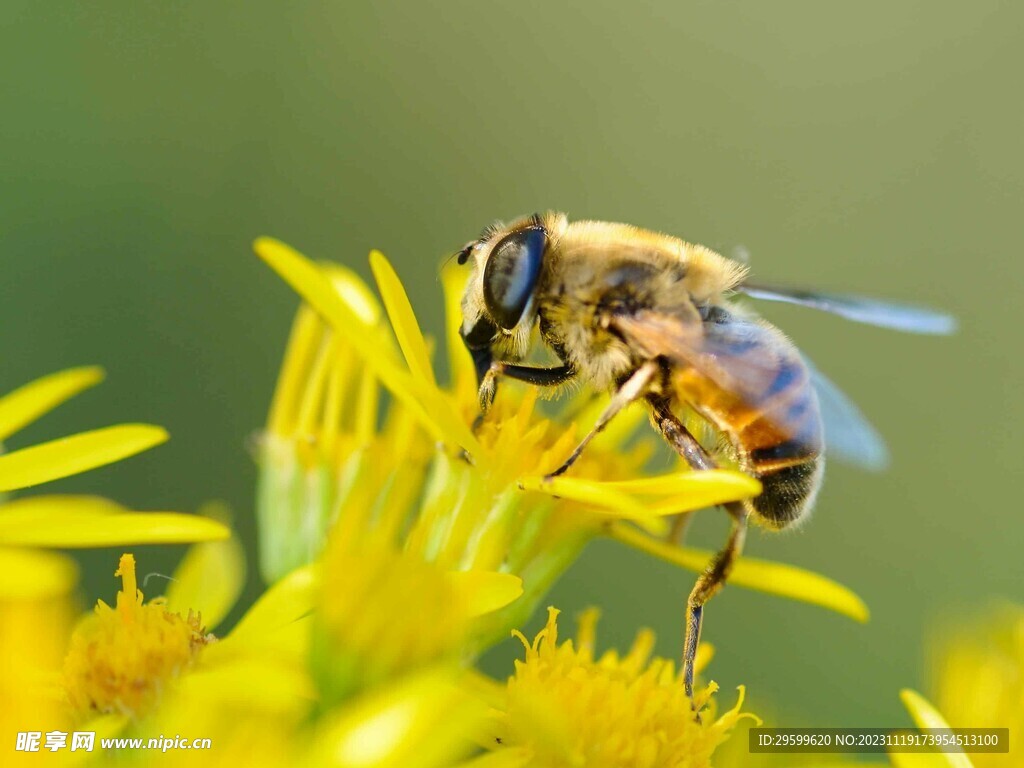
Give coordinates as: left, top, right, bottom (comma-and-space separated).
492, 606, 756, 768
62, 553, 212, 718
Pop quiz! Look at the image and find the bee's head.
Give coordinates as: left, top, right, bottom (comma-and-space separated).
455, 213, 564, 383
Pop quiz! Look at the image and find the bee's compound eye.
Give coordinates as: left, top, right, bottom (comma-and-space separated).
483, 228, 546, 330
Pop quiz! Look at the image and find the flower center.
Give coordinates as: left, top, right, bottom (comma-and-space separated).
62, 553, 212, 718
492, 607, 756, 768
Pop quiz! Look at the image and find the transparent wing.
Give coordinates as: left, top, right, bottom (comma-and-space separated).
611, 310, 814, 444
740, 283, 957, 335
612, 309, 891, 470
804, 355, 890, 471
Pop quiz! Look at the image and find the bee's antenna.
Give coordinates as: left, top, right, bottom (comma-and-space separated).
441, 249, 464, 269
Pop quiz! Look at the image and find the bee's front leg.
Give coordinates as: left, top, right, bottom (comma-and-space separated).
474, 361, 577, 428
477, 363, 501, 416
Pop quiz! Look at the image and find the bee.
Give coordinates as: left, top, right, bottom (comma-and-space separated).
456, 212, 954, 700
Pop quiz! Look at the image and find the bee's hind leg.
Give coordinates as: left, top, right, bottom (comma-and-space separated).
546, 360, 659, 478
682, 503, 747, 705
647, 396, 749, 709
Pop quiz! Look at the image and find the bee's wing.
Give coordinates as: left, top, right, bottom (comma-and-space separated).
611, 310, 888, 470
739, 283, 957, 335
610, 310, 808, 439
802, 355, 890, 472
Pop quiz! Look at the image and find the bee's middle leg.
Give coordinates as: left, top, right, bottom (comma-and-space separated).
546, 360, 659, 478
647, 396, 749, 704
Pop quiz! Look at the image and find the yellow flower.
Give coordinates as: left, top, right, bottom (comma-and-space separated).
0, 366, 162, 494
710, 713, 875, 768
0, 367, 229, 549
313, 532, 523, 705
482, 606, 755, 768
125, 563, 318, 768
306, 667, 489, 768
61, 527, 311, 727
687, 684, 978, 768
63, 553, 211, 718
894, 689, 977, 768
0, 368, 228, 759
925, 603, 1024, 768
253, 238, 869, 641
57, 545, 490, 768
0, 548, 77, 757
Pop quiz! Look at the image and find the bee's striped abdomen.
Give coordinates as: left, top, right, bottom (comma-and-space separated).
675, 313, 825, 528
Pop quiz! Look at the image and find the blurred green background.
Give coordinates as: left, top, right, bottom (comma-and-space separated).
2, 0, 1020, 730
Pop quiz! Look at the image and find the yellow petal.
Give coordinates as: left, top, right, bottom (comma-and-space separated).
266, 305, 325, 436
899, 688, 958, 731
518, 472, 756, 520
460, 668, 506, 710
228, 563, 319, 646
0, 366, 105, 441
604, 470, 763, 517
0, 494, 126, 519
446, 571, 523, 616
598, 470, 762, 500
0, 511, 229, 548
451, 752, 532, 768
370, 249, 437, 386
312, 667, 485, 768
75, 714, 129, 740
165, 514, 246, 631
609, 522, 869, 622
176, 656, 315, 713
64, 714, 129, 766
0, 547, 78, 600
519, 475, 651, 518
0, 423, 168, 492
899, 690, 974, 768
890, 754, 953, 768
517, 478, 671, 535
440, 263, 477, 401
324, 262, 383, 325
254, 237, 482, 457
